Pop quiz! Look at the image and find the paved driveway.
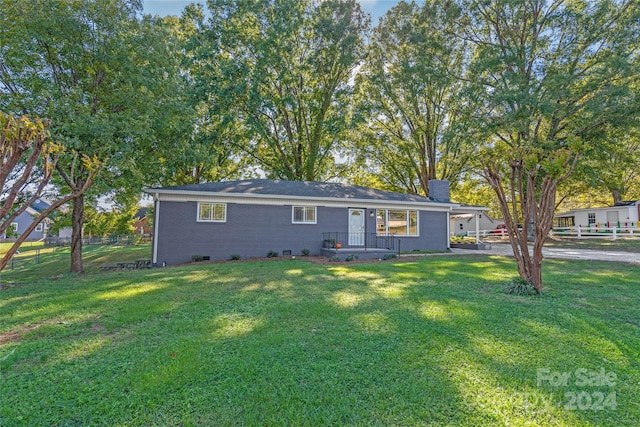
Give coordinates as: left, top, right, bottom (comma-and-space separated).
450, 243, 640, 264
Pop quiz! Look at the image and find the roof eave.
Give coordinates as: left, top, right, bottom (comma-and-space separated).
144, 187, 459, 210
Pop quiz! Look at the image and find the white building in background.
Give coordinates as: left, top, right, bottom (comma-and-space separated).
555, 201, 640, 229
450, 211, 503, 236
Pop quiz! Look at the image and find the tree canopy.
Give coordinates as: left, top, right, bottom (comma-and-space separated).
459, 0, 640, 291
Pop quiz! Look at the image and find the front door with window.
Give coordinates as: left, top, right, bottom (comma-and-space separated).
349, 209, 365, 246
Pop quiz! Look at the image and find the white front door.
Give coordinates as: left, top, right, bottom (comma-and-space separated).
349, 209, 365, 246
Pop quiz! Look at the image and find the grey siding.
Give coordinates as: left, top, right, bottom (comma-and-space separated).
3, 211, 47, 241
155, 201, 449, 265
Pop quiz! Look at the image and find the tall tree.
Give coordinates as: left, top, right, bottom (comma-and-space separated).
149, 5, 244, 186
1, 0, 176, 272
460, 0, 640, 291
198, 0, 369, 181
354, 0, 473, 196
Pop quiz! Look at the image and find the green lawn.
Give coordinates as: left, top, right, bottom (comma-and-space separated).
0, 243, 152, 282
1, 256, 638, 426
483, 235, 640, 253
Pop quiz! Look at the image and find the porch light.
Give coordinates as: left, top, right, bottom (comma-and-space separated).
369, 210, 375, 217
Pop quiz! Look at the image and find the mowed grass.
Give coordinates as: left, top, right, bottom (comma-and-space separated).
1, 256, 638, 426
0, 243, 152, 282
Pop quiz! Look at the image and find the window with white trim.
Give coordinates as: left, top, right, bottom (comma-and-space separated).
197, 202, 226, 222
35, 223, 44, 232
587, 213, 596, 225
292, 206, 316, 224
376, 209, 419, 236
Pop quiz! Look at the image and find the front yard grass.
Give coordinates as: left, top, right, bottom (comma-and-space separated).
1, 256, 638, 426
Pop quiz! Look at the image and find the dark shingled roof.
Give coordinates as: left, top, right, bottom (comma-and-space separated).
148, 179, 446, 204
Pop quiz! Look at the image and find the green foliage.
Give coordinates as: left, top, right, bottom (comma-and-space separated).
82, 205, 137, 238
353, 0, 472, 195
381, 253, 397, 260
266, 250, 279, 258
345, 253, 359, 262
197, 0, 369, 181
301, 248, 311, 256
450, 236, 476, 244
191, 255, 204, 262
503, 278, 539, 296
0, 0, 186, 271
230, 254, 241, 261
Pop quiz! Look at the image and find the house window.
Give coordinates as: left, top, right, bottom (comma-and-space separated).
292, 206, 316, 224
197, 202, 226, 222
9, 222, 18, 234
376, 209, 419, 236
35, 223, 44, 232
587, 213, 596, 225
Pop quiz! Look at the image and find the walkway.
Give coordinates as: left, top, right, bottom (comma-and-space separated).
449, 243, 640, 264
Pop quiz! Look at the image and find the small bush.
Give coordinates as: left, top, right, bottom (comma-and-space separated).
504, 278, 539, 296
301, 248, 311, 256
382, 253, 397, 260
450, 236, 477, 244
191, 255, 204, 262
329, 255, 340, 262
230, 254, 241, 261
266, 250, 279, 258
345, 253, 359, 262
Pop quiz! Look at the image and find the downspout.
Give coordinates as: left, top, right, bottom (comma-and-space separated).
152, 193, 160, 266
447, 208, 451, 249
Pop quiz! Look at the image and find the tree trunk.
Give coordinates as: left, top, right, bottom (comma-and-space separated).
611, 189, 622, 206
70, 193, 85, 274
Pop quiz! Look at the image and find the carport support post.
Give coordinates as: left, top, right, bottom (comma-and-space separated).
612, 226, 617, 241
475, 211, 480, 244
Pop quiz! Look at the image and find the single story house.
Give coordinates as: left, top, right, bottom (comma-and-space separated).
555, 201, 639, 229
1, 199, 52, 241
145, 179, 483, 265
450, 212, 503, 236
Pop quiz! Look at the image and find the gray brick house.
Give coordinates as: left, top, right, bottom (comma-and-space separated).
145, 179, 469, 265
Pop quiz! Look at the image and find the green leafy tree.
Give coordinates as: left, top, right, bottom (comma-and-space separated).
0, 112, 96, 271
1, 0, 177, 272
134, 6, 244, 187
354, 0, 473, 196
563, 127, 640, 207
460, 0, 640, 292
198, 0, 369, 181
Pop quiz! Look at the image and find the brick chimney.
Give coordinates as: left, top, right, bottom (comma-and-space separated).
428, 179, 450, 202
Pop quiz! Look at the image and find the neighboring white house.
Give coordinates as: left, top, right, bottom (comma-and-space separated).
555, 201, 640, 229
450, 211, 503, 236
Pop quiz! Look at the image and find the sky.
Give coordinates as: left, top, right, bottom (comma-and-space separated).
142, 0, 403, 23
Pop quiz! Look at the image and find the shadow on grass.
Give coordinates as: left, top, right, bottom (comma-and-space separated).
1, 256, 639, 425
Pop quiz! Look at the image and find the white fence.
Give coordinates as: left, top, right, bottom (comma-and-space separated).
466, 226, 640, 240
551, 226, 639, 240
